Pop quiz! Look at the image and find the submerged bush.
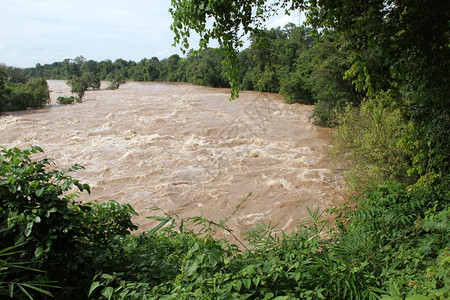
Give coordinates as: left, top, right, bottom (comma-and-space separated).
57, 95, 75, 104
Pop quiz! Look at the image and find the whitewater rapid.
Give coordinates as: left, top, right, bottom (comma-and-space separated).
0, 80, 347, 240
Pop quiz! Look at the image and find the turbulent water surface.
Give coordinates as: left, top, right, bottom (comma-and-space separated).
1, 80, 347, 240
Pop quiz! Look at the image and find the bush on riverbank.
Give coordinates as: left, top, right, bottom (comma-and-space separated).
0, 73, 50, 112
1, 146, 448, 299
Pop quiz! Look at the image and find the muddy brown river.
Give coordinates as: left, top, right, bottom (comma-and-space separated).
0, 80, 347, 241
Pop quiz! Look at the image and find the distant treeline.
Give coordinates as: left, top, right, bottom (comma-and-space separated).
3, 23, 362, 126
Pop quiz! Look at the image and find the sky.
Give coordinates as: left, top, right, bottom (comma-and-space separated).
0, 0, 304, 68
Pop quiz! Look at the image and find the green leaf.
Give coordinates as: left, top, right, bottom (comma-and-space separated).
101, 287, 114, 300
234, 281, 242, 292
35, 247, 45, 258
185, 259, 199, 277
18, 284, 33, 299
102, 274, 116, 280
20, 283, 53, 297
263, 293, 275, 299
405, 296, 430, 300
388, 282, 400, 299
9, 283, 14, 298
147, 216, 171, 234
89, 282, 101, 297
33, 146, 44, 153
252, 277, 260, 287
243, 278, 251, 289
208, 248, 222, 267
24, 223, 33, 237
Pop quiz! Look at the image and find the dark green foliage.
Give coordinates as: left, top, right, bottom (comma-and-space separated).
160, 54, 184, 82
0, 77, 50, 112
240, 24, 316, 95
67, 72, 101, 101
185, 48, 229, 87
1, 64, 27, 83
106, 72, 127, 90
89, 184, 448, 299
131, 57, 161, 81
0, 146, 137, 298
57, 96, 75, 104
83, 72, 101, 90
67, 75, 88, 101
332, 97, 417, 193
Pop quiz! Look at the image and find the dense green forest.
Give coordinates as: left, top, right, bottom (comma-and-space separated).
1, 0, 449, 299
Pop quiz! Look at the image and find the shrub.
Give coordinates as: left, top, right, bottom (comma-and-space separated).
332, 96, 417, 194
0, 78, 50, 112
24, 78, 51, 109
57, 96, 75, 104
279, 72, 313, 104
107, 74, 126, 90
0, 146, 137, 298
67, 76, 87, 101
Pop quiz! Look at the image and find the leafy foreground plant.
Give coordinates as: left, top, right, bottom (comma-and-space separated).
90, 186, 448, 299
0, 244, 57, 299
0, 146, 137, 299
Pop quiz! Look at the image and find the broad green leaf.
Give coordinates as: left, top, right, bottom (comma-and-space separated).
208, 248, 222, 267
243, 278, 251, 289
185, 259, 199, 277
24, 223, 33, 237
234, 280, 242, 292
35, 247, 45, 258
252, 277, 260, 287
102, 274, 116, 280
89, 282, 101, 296
101, 287, 114, 300
263, 293, 274, 299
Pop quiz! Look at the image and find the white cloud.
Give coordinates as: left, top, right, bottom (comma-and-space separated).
0, 0, 177, 67
0, 1, 306, 68
267, 11, 306, 28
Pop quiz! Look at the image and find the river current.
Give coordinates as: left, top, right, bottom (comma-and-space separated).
0, 80, 347, 240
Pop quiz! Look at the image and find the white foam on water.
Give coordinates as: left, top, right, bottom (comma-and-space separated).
265, 178, 296, 191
